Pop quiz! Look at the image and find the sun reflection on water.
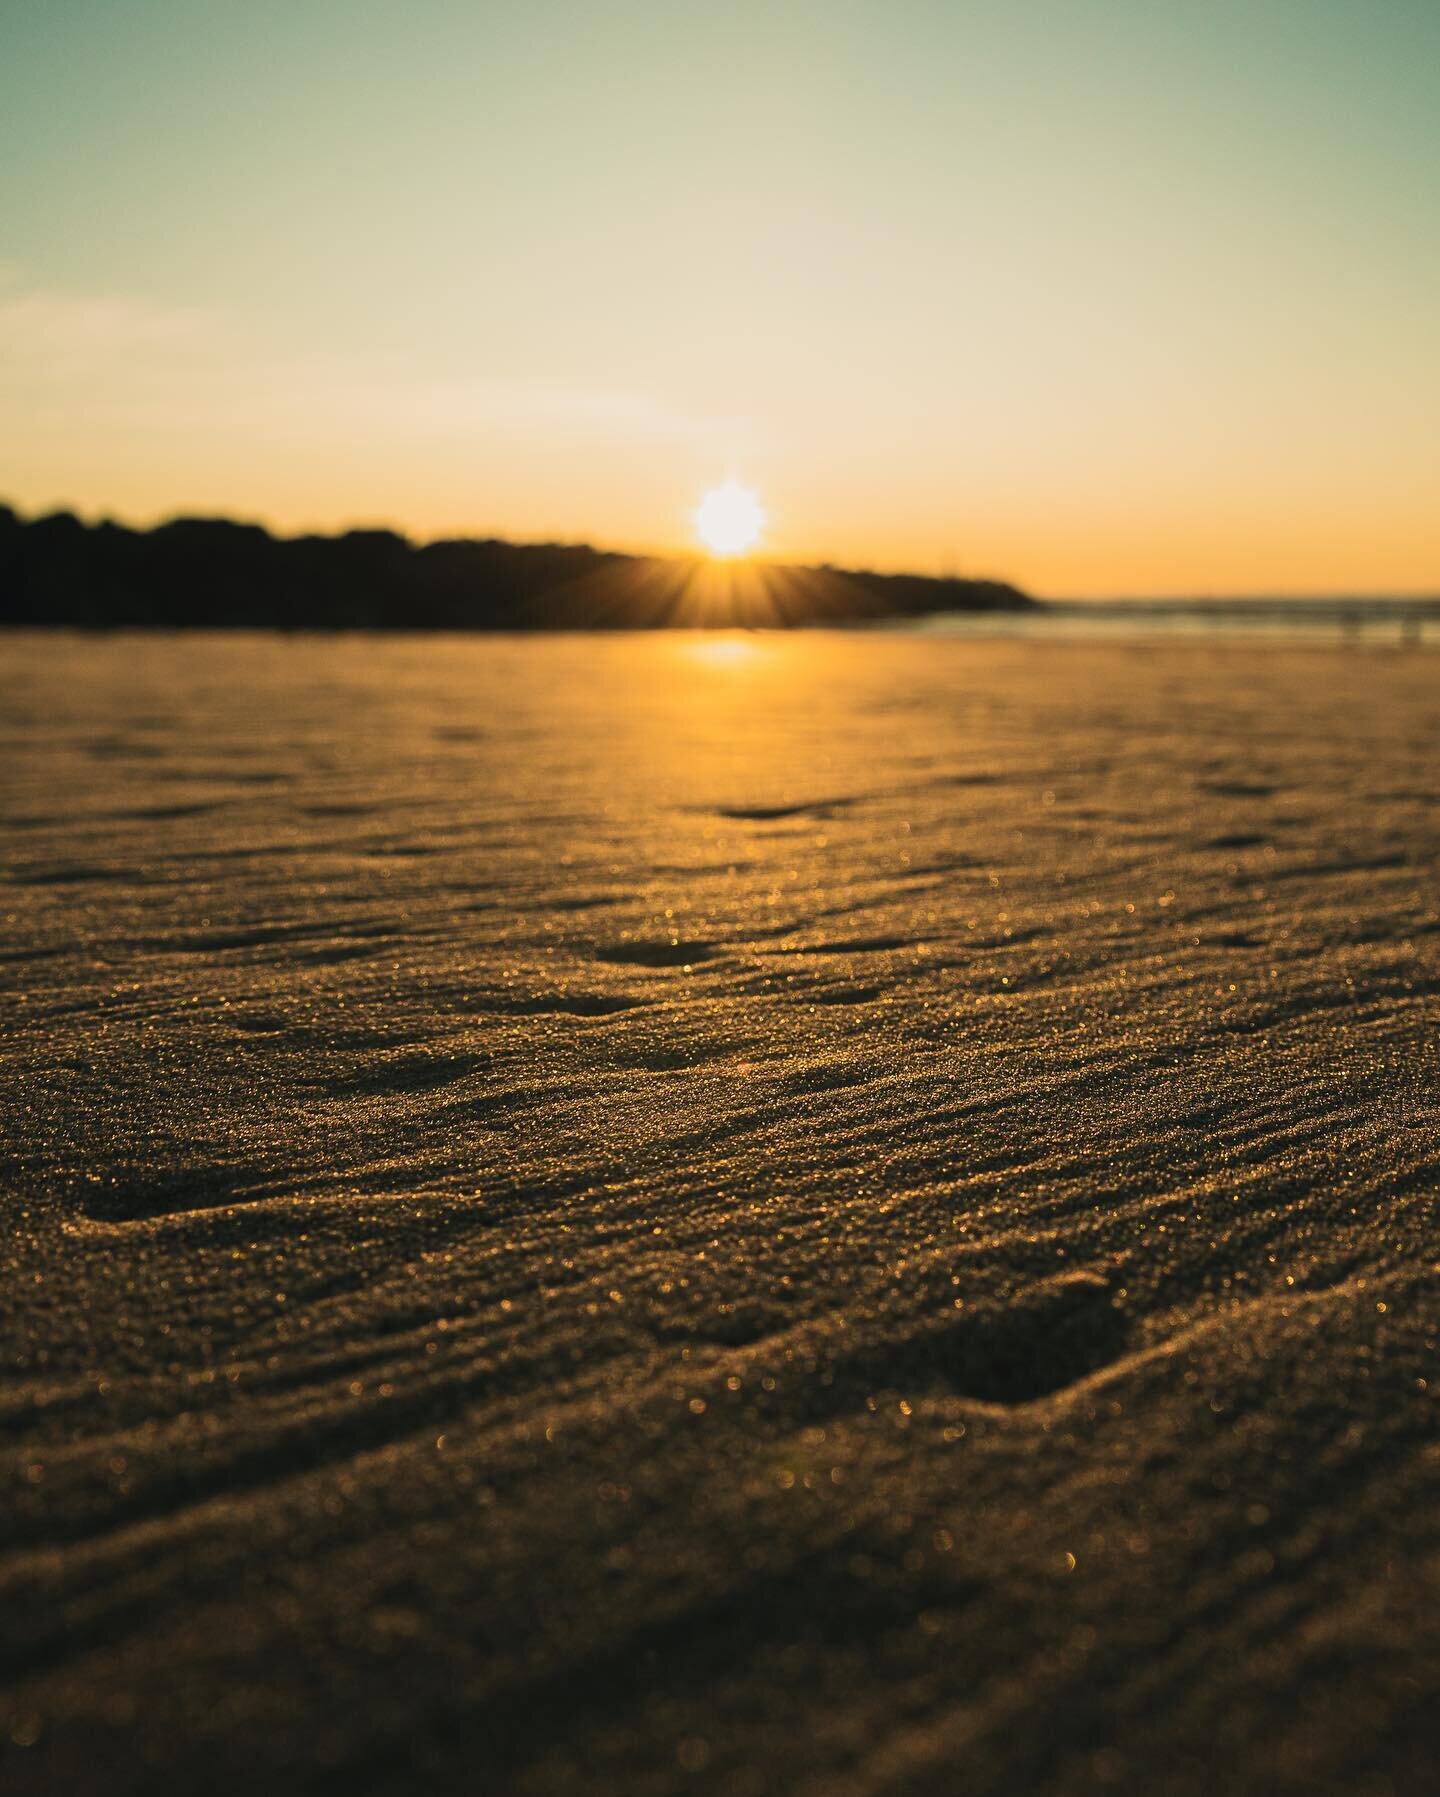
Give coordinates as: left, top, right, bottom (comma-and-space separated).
682, 633, 763, 669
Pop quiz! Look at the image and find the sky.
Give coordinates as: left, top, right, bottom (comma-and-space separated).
2, 0, 1437, 596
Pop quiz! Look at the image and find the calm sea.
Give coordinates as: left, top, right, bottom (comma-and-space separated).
921, 597, 1440, 647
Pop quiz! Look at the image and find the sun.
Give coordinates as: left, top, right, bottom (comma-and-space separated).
696, 482, 764, 558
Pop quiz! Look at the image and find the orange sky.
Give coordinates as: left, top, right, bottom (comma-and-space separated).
3, 2, 1438, 596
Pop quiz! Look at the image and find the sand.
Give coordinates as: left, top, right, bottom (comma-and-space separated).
2, 628, 1438, 1796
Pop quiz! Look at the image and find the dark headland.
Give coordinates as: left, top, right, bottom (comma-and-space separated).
0, 505, 1033, 630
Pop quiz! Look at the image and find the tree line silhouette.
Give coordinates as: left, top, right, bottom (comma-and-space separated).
0, 505, 1032, 629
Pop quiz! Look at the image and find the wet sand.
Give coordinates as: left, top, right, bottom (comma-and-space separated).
2, 630, 1438, 1795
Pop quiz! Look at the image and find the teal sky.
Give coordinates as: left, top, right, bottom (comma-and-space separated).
3, 0, 1437, 593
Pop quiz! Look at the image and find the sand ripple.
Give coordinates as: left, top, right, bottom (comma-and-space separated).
2, 631, 1438, 1794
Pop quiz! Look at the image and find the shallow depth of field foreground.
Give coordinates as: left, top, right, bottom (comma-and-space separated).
2, 630, 1438, 1796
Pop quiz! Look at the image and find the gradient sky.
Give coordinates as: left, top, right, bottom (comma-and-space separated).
3, 0, 1437, 595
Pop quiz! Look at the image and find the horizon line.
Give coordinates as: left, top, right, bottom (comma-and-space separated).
6, 497, 1439, 605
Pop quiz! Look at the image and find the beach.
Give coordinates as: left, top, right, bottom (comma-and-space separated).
2, 628, 1437, 1794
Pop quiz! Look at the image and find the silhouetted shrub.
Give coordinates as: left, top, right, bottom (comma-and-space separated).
0, 504, 1033, 629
